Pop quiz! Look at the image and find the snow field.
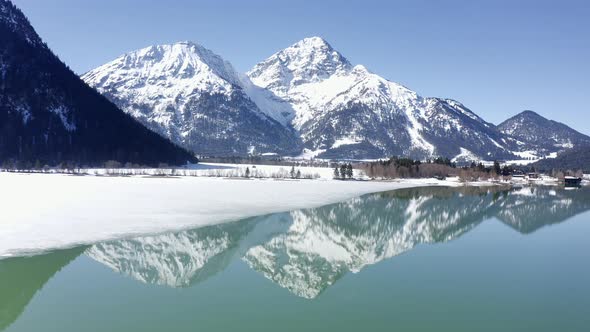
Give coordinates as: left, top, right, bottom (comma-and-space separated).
0, 167, 463, 258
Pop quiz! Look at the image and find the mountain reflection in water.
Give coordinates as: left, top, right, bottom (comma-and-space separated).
0, 248, 85, 331
86, 185, 590, 298
1, 185, 589, 330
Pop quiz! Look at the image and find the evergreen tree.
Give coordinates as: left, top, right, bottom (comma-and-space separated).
346, 163, 353, 179
245, 167, 250, 178
493, 160, 501, 175
333, 166, 340, 179
296, 169, 301, 179
290, 165, 295, 179
340, 164, 347, 180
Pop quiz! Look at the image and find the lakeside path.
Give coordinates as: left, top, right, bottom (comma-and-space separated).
0, 168, 494, 258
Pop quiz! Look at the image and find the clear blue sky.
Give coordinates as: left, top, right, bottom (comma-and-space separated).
12, 0, 590, 133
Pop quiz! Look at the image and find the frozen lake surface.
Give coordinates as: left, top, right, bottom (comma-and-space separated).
0, 168, 463, 257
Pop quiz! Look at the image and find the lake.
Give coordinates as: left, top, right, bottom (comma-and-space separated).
1, 185, 589, 331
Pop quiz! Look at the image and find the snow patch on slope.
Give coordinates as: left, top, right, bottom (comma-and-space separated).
452, 148, 479, 163
49, 105, 76, 131
332, 137, 362, 149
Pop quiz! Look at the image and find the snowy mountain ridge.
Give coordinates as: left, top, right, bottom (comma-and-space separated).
83, 36, 587, 160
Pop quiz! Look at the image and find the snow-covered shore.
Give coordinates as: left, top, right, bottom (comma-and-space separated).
0, 164, 494, 258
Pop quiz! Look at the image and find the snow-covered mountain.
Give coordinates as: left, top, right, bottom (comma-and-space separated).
498, 110, 590, 158
247, 37, 514, 160
82, 35, 587, 160
82, 42, 301, 157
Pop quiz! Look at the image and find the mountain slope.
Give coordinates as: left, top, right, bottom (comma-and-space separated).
0, 0, 195, 166
82, 42, 301, 157
498, 110, 590, 157
531, 145, 590, 172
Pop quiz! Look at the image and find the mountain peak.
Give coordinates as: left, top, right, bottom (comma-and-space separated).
500, 110, 551, 127
281, 36, 351, 70
499, 110, 552, 132
247, 36, 351, 91
291, 36, 332, 49
498, 110, 590, 151
518, 110, 543, 118
83, 41, 243, 95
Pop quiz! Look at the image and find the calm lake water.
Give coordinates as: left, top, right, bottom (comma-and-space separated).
1, 186, 590, 332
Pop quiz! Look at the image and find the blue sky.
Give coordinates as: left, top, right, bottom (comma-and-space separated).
12, 0, 590, 133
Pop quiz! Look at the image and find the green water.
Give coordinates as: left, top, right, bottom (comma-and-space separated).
1, 186, 589, 331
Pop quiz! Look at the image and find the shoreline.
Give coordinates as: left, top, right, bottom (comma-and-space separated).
2, 159, 584, 259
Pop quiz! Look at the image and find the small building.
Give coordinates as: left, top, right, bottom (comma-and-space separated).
512, 171, 525, 178
527, 172, 540, 179
564, 176, 582, 187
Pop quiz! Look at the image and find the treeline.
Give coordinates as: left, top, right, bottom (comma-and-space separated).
0, 159, 186, 172
359, 157, 457, 179
499, 163, 584, 178
203, 165, 320, 180
199, 156, 330, 168
457, 161, 502, 181
359, 157, 510, 181
549, 169, 584, 179
0, 161, 323, 180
